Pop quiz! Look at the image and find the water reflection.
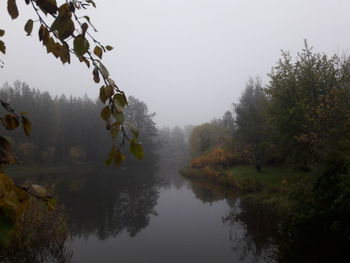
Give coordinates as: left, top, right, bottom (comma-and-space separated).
10, 164, 279, 263
12, 165, 161, 242
221, 198, 277, 263
188, 178, 277, 263
59, 167, 160, 240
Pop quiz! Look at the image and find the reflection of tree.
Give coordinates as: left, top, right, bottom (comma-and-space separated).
188, 178, 237, 204
14, 166, 160, 241
186, 177, 276, 262
63, 167, 160, 240
222, 198, 278, 263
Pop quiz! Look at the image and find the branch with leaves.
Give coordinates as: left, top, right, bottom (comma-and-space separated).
1, 0, 143, 165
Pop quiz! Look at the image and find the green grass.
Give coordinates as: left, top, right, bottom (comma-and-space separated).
181, 164, 309, 213
181, 164, 308, 194
228, 165, 307, 189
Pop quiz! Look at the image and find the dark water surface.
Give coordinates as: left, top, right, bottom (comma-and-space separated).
12, 164, 276, 263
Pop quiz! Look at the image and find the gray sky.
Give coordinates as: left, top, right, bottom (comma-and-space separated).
1, 0, 350, 127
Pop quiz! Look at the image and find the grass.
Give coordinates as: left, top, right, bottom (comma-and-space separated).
181, 165, 307, 192
227, 165, 307, 190
181, 164, 309, 212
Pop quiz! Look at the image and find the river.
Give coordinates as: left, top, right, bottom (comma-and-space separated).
11, 163, 277, 263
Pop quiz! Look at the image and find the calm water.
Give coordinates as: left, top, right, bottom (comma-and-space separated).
11, 164, 276, 263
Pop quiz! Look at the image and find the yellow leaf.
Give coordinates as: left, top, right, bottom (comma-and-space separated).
94, 46, 103, 59
100, 106, 111, 121
22, 116, 31, 136
2, 114, 19, 130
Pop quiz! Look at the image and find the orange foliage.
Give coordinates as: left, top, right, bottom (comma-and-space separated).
190, 144, 251, 170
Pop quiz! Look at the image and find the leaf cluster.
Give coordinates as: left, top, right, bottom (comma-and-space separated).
2, 0, 143, 165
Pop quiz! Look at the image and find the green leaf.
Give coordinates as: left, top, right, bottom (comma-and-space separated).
0, 41, 5, 55
113, 93, 128, 107
0, 30, 5, 37
21, 116, 31, 136
100, 106, 111, 121
94, 46, 103, 59
7, 0, 19, 20
2, 114, 19, 130
24, 19, 34, 36
51, 16, 74, 40
73, 34, 89, 56
130, 140, 144, 160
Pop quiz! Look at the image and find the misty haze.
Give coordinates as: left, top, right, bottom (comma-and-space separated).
0, 1, 349, 263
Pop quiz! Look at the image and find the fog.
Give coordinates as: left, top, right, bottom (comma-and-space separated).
1, 0, 350, 127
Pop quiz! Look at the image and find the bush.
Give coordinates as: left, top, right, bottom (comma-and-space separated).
0, 198, 72, 263
189, 145, 251, 170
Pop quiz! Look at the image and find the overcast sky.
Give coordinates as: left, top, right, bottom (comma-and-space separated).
1, 0, 350, 127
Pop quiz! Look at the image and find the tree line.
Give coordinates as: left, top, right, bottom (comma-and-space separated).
0, 81, 158, 167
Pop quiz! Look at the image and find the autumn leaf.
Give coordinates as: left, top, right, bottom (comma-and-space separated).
24, 19, 34, 36
21, 116, 31, 136
94, 46, 103, 59
2, 114, 19, 130
7, 0, 19, 20
100, 106, 111, 121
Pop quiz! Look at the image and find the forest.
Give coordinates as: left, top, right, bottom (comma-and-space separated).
1, 0, 350, 262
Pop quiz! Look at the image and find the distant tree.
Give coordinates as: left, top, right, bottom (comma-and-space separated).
189, 122, 230, 157
235, 77, 267, 171
222, 110, 235, 134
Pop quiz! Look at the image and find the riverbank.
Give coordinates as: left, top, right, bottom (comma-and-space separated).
180, 165, 308, 212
